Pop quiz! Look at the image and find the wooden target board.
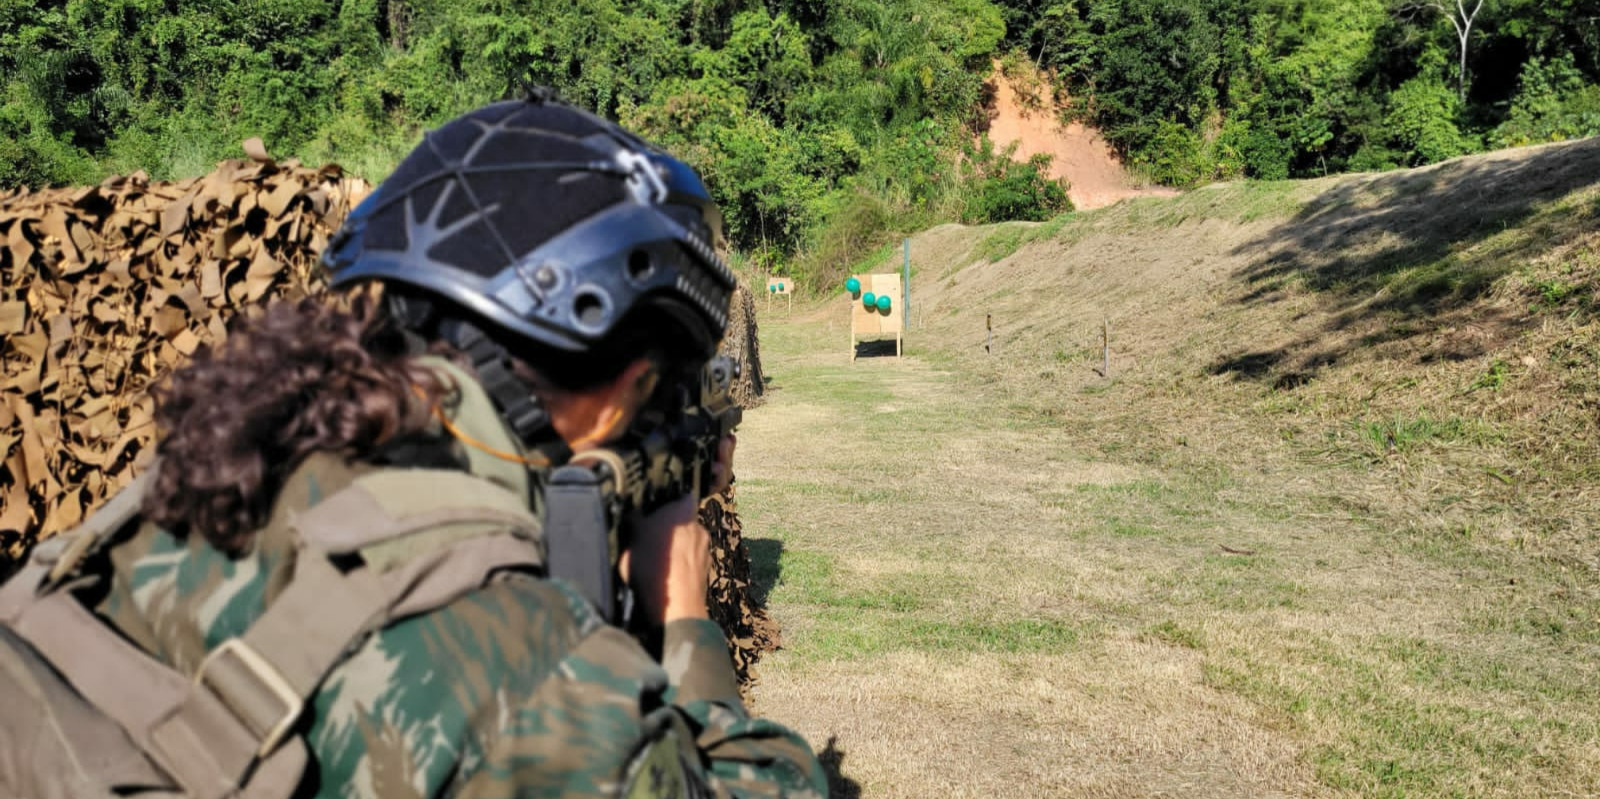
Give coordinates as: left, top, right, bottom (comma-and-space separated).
848, 273, 904, 360
765, 276, 792, 313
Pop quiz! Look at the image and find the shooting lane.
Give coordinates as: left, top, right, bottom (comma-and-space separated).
845, 274, 903, 361
766, 276, 792, 314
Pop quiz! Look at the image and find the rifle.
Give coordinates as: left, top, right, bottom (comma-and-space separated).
542, 355, 743, 626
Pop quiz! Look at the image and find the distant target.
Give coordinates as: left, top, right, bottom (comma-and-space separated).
846, 273, 904, 360
766, 276, 793, 314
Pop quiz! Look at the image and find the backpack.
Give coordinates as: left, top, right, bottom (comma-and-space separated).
0, 465, 547, 799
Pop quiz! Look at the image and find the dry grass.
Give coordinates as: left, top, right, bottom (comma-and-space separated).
739, 141, 1600, 798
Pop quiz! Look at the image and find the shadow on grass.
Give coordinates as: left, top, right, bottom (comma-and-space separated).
853, 338, 902, 360
746, 537, 783, 608
818, 736, 863, 799
1217, 138, 1600, 384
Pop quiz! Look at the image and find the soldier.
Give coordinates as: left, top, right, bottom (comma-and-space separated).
0, 96, 827, 798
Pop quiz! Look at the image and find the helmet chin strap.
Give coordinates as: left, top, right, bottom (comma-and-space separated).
440, 318, 573, 468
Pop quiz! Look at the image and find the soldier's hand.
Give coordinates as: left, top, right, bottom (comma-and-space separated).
618, 492, 711, 627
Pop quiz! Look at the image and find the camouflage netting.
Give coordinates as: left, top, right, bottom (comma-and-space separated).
723, 284, 766, 409
0, 149, 368, 558
701, 484, 779, 694
0, 151, 777, 686
703, 282, 776, 691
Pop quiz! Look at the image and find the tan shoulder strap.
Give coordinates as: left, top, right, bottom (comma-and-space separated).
0, 466, 155, 622
0, 469, 177, 758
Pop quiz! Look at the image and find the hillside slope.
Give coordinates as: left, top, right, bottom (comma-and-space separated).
892, 137, 1600, 565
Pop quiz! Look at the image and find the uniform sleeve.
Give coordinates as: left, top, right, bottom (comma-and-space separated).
659, 619, 827, 798
450, 587, 827, 799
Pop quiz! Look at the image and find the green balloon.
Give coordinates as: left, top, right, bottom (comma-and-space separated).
845, 277, 861, 294
876, 294, 891, 311
779, 282, 785, 291
862, 292, 876, 308
769, 284, 776, 293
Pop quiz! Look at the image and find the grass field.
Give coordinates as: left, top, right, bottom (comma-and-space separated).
738, 311, 1599, 798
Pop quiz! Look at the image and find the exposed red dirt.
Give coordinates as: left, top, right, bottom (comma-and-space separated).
982, 63, 1179, 211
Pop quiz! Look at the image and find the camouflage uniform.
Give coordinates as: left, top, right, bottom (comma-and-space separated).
91, 359, 827, 799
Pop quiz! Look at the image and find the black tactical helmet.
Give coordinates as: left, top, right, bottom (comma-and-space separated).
322, 95, 735, 364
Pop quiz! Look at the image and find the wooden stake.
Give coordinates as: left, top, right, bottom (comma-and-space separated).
986, 313, 993, 355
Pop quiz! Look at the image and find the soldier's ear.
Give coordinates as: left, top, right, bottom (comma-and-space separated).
567, 359, 658, 450
627, 359, 660, 403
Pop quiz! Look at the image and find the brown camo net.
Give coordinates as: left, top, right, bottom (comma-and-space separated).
0, 147, 776, 687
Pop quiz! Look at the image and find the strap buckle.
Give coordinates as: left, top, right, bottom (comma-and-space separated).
44, 533, 98, 585
194, 638, 304, 758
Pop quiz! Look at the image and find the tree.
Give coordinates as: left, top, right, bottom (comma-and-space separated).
1410, 0, 1486, 100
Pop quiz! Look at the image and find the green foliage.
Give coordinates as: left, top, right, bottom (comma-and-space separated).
961, 137, 1072, 223
1492, 54, 1600, 147
1130, 119, 1211, 187
797, 190, 899, 289
1077, 0, 1223, 155
1384, 72, 1476, 166
1215, 116, 1291, 181
0, 0, 1025, 282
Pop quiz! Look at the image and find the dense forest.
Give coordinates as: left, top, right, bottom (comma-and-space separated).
3, 0, 1599, 282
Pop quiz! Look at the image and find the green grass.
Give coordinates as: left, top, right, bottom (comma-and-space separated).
763, 549, 1082, 660
846, 240, 903, 280
1074, 479, 1171, 499
974, 222, 1033, 263
800, 610, 1082, 659
1143, 619, 1205, 650
971, 211, 1084, 264
1203, 630, 1600, 798
1355, 414, 1500, 455
1371, 253, 1509, 311
1114, 180, 1305, 230
1469, 358, 1511, 391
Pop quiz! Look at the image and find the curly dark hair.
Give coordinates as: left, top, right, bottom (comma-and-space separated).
143, 293, 445, 553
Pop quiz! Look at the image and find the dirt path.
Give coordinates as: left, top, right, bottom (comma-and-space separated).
737, 310, 1599, 798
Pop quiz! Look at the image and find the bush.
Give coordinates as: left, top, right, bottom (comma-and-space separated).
0, 80, 102, 187
960, 137, 1073, 224
1217, 118, 1293, 181
1492, 54, 1600, 148
1385, 74, 1475, 166
1132, 119, 1212, 187
799, 190, 898, 290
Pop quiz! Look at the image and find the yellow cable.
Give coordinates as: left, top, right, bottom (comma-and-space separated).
413, 385, 550, 467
